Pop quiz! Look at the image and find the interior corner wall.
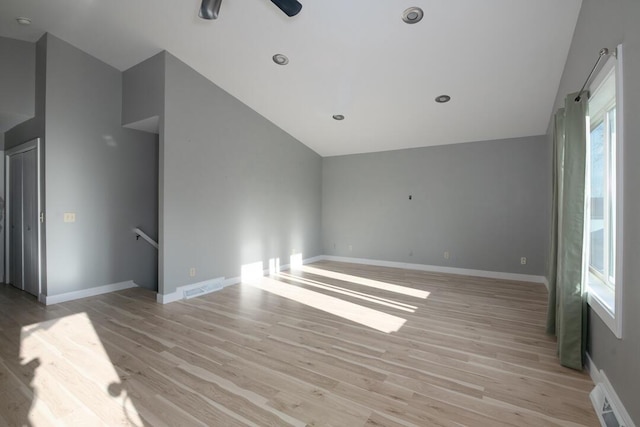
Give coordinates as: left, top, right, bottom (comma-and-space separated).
43, 34, 158, 295
122, 51, 165, 126
4, 35, 44, 152
0, 36, 35, 134
551, 0, 640, 423
322, 136, 550, 275
160, 53, 322, 295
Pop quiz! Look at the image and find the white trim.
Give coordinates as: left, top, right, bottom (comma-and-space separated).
542, 277, 550, 292
157, 277, 227, 304
613, 42, 624, 338
302, 255, 325, 265
587, 284, 620, 338
586, 353, 635, 427
317, 255, 547, 284
5, 138, 43, 297
154, 254, 546, 304
43, 280, 138, 305
155, 255, 328, 304
585, 43, 624, 339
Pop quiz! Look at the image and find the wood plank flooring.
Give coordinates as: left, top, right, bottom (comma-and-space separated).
0, 261, 598, 426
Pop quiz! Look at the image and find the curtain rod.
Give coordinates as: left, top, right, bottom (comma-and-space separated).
574, 48, 610, 102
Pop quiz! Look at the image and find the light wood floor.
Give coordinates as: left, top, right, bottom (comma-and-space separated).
0, 261, 598, 426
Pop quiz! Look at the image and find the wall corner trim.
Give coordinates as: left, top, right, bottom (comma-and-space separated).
43, 280, 138, 305
586, 353, 636, 427
317, 255, 547, 284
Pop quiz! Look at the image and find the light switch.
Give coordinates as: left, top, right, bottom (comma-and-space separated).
64, 212, 76, 223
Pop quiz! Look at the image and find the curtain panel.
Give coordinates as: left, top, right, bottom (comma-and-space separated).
546, 93, 588, 370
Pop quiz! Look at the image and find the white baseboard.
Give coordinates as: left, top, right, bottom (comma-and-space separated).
156, 254, 546, 304
157, 277, 227, 304
586, 353, 635, 427
156, 255, 327, 304
316, 255, 547, 284
43, 280, 138, 305
302, 255, 325, 265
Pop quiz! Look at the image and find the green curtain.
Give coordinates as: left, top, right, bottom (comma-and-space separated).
546, 93, 588, 370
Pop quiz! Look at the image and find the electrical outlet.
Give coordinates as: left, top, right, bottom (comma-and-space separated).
520, 257, 527, 265
348, 245, 353, 252
409, 250, 413, 256
444, 251, 450, 260
63, 212, 76, 223
189, 267, 196, 277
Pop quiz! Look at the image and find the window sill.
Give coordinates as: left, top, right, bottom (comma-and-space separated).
587, 274, 621, 338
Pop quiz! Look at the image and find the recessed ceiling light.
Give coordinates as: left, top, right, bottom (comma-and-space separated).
16, 17, 32, 26
272, 54, 289, 65
332, 114, 345, 121
402, 7, 423, 24
435, 95, 451, 103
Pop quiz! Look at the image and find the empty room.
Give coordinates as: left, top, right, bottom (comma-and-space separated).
0, 0, 638, 425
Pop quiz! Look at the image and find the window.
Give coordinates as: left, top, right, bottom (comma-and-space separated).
585, 45, 623, 338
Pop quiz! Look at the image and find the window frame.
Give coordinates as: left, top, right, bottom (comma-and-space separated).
584, 44, 624, 339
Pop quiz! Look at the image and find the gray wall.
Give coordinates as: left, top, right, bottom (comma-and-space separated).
551, 0, 640, 422
0, 37, 35, 135
322, 136, 550, 275
43, 34, 158, 294
5, 35, 46, 151
4, 35, 47, 292
122, 51, 165, 126
160, 53, 322, 295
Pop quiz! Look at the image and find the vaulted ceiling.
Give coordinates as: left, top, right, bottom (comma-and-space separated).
0, 0, 582, 156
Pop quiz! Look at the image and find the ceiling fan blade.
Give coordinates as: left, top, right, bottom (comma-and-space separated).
270, 0, 302, 17
199, 0, 222, 19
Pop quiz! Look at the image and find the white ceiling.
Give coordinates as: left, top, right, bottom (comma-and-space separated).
0, 0, 582, 156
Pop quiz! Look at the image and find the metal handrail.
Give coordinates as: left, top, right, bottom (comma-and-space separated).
133, 227, 158, 250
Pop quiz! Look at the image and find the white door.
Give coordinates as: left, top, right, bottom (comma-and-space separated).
22, 148, 39, 296
9, 153, 23, 291
7, 145, 40, 296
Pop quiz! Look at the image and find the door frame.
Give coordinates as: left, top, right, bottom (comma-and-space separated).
5, 138, 42, 297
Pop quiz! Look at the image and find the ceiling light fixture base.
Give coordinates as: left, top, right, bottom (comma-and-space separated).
272, 54, 289, 65
402, 7, 424, 24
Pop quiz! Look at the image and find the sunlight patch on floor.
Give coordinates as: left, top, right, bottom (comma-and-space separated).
300, 265, 430, 299
245, 276, 407, 333
278, 272, 418, 313
20, 312, 143, 426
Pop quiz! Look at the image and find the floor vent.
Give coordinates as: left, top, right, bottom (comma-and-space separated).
182, 278, 225, 300
590, 383, 627, 427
